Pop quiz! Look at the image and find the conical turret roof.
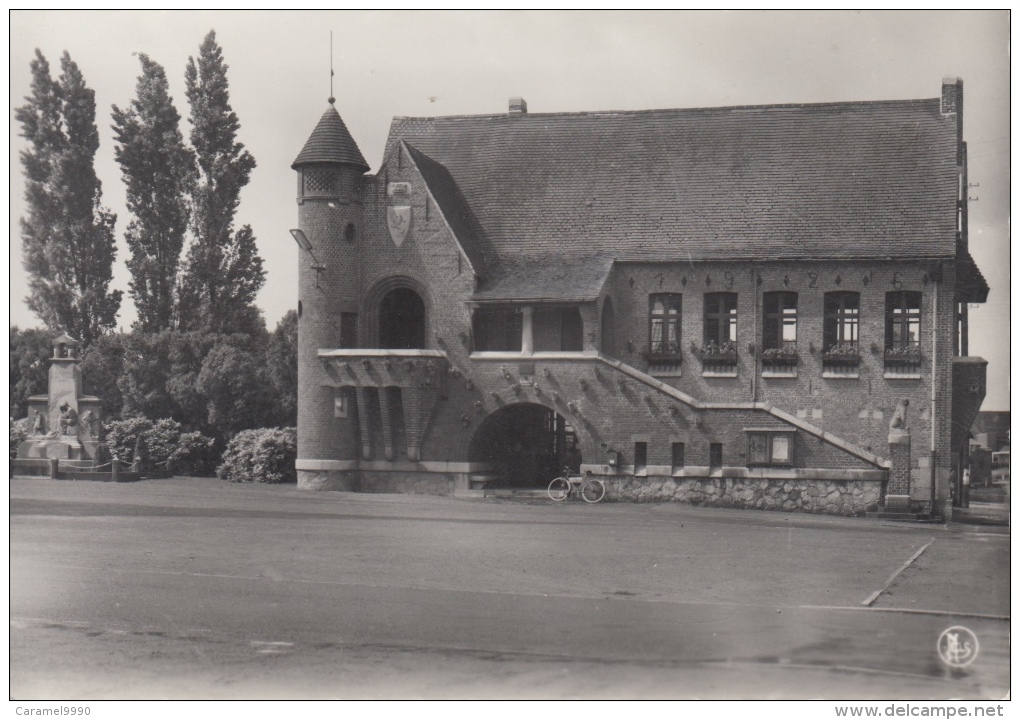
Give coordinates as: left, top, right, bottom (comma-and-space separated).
292, 102, 370, 172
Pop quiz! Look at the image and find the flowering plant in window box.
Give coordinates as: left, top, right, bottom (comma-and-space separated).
642, 340, 683, 364
884, 345, 922, 367
760, 347, 799, 366
822, 344, 860, 366
694, 341, 738, 365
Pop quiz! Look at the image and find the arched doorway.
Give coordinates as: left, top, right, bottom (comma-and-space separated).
468, 403, 581, 488
379, 287, 426, 349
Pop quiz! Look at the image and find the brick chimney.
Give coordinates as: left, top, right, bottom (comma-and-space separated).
509, 97, 528, 115
941, 77, 964, 167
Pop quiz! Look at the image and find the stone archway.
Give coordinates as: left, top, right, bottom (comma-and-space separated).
379, 287, 426, 349
468, 403, 582, 488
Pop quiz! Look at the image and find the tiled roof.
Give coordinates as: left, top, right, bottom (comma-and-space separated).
956, 249, 989, 303
292, 103, 370, 171
472, 255, 613, 302
384, 99, 960, 264
403, 143, 493, 275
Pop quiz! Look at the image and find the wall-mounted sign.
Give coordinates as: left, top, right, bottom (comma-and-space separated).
387, 182, 411, 197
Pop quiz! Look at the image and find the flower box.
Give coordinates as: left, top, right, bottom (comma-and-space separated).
644, 352, 683, 365
761, 351, 799, 366
884, 349, 923, 367
822, 353, 860, 367
700, 352, 738, 365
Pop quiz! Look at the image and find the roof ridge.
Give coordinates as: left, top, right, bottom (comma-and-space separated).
391, 96, 939, 123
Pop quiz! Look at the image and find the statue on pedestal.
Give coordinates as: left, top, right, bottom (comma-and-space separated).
58, 402, 80, 437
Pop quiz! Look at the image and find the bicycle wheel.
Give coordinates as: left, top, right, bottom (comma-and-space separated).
548, 477, 571, 502
581, 478, 606, 503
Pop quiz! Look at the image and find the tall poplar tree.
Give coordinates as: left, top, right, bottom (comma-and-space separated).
16, 50, 122, 344
112, 54, 195, 333
180, 31, 265, 334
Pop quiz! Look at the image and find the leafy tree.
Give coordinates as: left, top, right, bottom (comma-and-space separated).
180, 31, 265, 335
112, 54, 195, 332
265, 310, 298, 426
79, 331, 129, 419
196, 342, 278, 437
16, 50, 122, 344
9, 327, 52, 419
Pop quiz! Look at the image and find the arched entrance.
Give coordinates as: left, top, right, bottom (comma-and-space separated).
468, 403, 582, 488
379, 287, 426, 349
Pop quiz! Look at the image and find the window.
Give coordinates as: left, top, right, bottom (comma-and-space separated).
823, 292, 859, 351
747, 431, 793, 467
340, 313, 358, 348
704, 293, 737, 348
823, 292, 860, 374
702, 293, 738, 373
648, 294, 682, 359
472, 307, 523, 352
671, 442, 685, 472
762, 292, 798, 373
885, 291, 922, 376
634, 442, 647, 473
763, 292, 798, 351
344, 222, 356, 244
709, 443, 723, 469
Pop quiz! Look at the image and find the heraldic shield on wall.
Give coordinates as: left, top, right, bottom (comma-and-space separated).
387, 206, 411, 247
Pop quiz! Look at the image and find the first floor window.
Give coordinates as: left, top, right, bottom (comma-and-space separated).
709, 443, 723, 468
634, 442, 647, 473
671, 442, 685, 471
747, 432, 793, 466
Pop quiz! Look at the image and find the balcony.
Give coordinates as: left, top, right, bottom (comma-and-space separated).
319, 349, 449, 389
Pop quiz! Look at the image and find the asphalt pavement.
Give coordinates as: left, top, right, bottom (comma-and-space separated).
9, 476, 1011, 699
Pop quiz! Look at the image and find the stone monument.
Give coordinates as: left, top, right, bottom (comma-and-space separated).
884, 398, 912, 510
16, 333, 104, 467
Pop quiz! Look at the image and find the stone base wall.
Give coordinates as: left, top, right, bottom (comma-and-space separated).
604, 476, 882, 516
356, 471, 454, 496
298, 468, 454, 496
298, 470, 357, 491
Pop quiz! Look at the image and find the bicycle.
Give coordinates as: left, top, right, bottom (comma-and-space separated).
548, 468, 605, 503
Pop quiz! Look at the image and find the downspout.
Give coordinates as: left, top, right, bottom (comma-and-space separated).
930, 276, 938, 515
751, 267, 758, 402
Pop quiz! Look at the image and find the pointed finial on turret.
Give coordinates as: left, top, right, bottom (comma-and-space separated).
329, 30, 335, 105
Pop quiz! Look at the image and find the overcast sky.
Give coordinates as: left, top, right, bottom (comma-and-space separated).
8, 10, 1011, 410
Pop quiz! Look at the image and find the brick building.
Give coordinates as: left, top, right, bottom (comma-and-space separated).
291, 78, 988, 517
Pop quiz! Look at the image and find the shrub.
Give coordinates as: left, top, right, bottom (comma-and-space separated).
217, 427, 297, 484
174, 431, 220, 477
102, 417, 218, 476
103, 416, 158, 465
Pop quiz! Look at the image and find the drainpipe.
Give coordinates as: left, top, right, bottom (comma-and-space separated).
751, 267, 759, 402
930, 276, 938, 515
